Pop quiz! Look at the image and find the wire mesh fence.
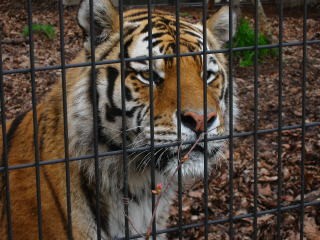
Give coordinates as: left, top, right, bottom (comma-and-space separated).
1, 0, 320, 239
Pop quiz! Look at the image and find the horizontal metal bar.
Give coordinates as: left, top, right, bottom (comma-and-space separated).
2, 39, 320, 76
121, 199, 320, 239
126, 2, 251, 7
0, 121, 319, 173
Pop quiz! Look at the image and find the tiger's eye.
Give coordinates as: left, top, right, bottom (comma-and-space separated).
141, 71, 150, 80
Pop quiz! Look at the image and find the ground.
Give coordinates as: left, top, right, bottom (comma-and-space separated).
1, 1, 319, 239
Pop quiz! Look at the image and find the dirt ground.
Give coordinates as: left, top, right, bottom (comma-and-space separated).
1, 1, 319, 239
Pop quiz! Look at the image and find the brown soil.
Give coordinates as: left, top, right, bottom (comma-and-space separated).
1, 1, 319, 239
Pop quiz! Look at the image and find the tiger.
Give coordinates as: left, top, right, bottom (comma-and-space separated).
0, 0, 238, 239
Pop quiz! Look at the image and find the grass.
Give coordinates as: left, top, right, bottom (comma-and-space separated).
231, 18, 277, 67
22, 23, 56, 40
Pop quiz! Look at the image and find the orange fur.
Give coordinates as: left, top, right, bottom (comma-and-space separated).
0, 51, 92, 239
0, 4, 236, 239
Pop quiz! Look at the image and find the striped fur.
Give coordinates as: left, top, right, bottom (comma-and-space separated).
0, 0, 237, 239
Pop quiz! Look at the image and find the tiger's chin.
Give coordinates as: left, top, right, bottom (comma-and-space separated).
162, 145, 224, 180
131, 142, 224, 180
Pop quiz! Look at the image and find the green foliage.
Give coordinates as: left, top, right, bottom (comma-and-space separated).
22, 23, 56, 40
231, 18, 277, 67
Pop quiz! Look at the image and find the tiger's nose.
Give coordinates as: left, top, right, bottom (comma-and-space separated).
181, 111, 217, 133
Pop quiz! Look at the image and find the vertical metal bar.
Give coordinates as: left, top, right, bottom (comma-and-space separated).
57, 0, 72, 239
88, 0, 101, 239
276, 0, 284, 238
0, 30, 13, 240
147, 0, 156, 238
118, 0, 129, 239
26, 0, 43, 238
300, 0, 308, 239
228, 1, 235, 239
201, 0, 209, 239
175, 0, 183, 238
253, 0, 259, 239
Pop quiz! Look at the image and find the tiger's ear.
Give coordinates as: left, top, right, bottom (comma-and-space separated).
78, 0, 119, 48
207, 6, 238, 44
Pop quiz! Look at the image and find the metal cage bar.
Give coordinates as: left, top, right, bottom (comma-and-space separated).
1, 0, 320, 239
0, 28, 13, 240
118, 0, 130, 239
201, 0, 210, 239
174, 0, 183, 239
26, 0, 43, 238
228, 1, 235, 238
1, 121, 319, 174
146, 0, 157, 239
57, 0, 73, 238
299, 0, 308, 239
119, 198, 320, 240
3, 39, 320, 76
276, 0, 284, 238
88, 0, 102, 239
253, 0, 259, 238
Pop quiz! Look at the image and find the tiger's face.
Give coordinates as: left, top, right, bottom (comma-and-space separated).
77, 1, 237, 178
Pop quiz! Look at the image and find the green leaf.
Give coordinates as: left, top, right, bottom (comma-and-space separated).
22, 23, 56, 40
230, 18, 276, 67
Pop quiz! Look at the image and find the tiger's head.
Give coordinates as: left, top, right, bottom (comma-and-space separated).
74, 0, 238, 178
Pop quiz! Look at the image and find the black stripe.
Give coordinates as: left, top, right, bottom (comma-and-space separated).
98, 37, 120, 62
218, 73, 226, 101
124, 38, 133, 59
105, 104, 121, 122
128, 16, 153, 23
105, 104, 141, 122
38, 112, 47, 158
209, 56, 217, 64
137, 107, 144, 129
101, 106, 142, 149
152, 40, 163, 48
80, 170, 110, 239
166, 42, 176, 53
197, 39, 203, 47
180, 22, 202, 33
184, 30, 202, 39
159, 17, 172, 26
125, 86, 133, 101
1, 112, 27, 164
88, 69, 100, 108
142, 106, 150, 120
141, 21, 156, 33
142, 32, 166, 42
1, 111, 27, 205
42, 170, 68, 228
106, 67, 119, 108
125, 27, 137, 39
224, 86, 229, 105
97, 113, 122, 150
99, 27, 136, 62
126, 106, 140, 118
159, 45, 164, 53
125, 11, 148, 18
